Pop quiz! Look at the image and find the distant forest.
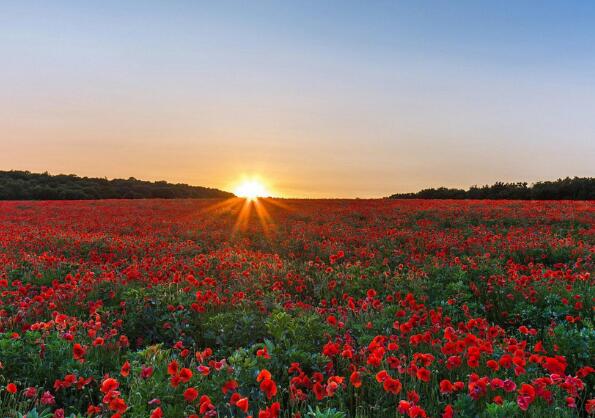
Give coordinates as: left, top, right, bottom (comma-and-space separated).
390, 177, 594, 200
0, 171, 234, 200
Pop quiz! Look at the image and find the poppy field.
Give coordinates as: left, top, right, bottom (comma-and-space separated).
0, 198, 593, 417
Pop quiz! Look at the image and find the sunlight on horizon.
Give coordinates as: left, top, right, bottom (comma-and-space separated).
233, 178, 269, 200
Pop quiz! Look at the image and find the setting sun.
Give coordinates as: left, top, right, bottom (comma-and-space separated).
234, 179, 268, 200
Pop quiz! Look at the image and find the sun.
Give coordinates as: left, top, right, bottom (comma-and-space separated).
234, 179, 268, 200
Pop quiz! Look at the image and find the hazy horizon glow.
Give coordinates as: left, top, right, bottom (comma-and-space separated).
1, 1, 594, 197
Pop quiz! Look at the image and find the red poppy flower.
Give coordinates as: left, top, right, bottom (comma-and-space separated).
236, 397, 249, 413
100, 377, 119, 394
141, 365, 153, 379
179, 367, 192, 383
199, 395, 215, 414
350, 371, 362, 388
543, 357, 567, 375
222, 379, 239, 394
398, 400, 411, 414
257, 347, 271, 359
257, 369, 272, 382
442, 404, 454, 418
312, 382, 325, 400
383, 377, 402, 395
486, 360, 499, 371
41, 391, 56, 405
108, 397, 127, 413
24, 387, 36, 398
73, 343, 86, 361
120, 361, 130, 377
150, 407, 163, 418
184, 387, 199, 402
260, 378, 277, 399
167, 360, 179, 376
416, 367, 431, 382
375, 370, 388, 383
439, 379, 454, 394
197, 365, 210, 376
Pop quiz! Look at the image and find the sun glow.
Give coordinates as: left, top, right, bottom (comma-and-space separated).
234, 179, 269, 200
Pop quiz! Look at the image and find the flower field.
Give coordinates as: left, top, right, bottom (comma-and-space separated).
0, 198, 593, 417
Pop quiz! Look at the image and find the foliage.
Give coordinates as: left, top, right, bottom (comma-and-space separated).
390, 177, 595, 200
0, 170, 233, 200
0, 199, 593, 417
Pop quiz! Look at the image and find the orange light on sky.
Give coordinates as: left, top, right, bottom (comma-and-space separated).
1, 2, 594, 197
234, 178, 269, 200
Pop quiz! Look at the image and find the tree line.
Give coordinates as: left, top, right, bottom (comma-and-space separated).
0, 171, 234, 200
390, 177, 594, 200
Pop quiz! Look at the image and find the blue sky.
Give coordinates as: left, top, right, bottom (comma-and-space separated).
1, 1, 594, 197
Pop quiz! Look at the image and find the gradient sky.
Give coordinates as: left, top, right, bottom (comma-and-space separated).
2, 1, 594, 197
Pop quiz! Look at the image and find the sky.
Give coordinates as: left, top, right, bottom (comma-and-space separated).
1, 1, 594, 198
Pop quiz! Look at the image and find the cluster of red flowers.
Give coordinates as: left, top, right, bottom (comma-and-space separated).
0, 198, 592, 416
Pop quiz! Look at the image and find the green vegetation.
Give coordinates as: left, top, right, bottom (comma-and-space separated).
390, 177, 594, 200
0, 170, 234, 200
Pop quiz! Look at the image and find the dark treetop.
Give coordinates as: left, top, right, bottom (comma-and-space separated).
0, 171, 234, 200
390, 177, 594, 200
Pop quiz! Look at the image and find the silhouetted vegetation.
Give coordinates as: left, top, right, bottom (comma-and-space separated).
0, 171, 234, 200
390, 177, 594, 200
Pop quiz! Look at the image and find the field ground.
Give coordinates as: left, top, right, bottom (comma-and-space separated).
0, 199, 593, 417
